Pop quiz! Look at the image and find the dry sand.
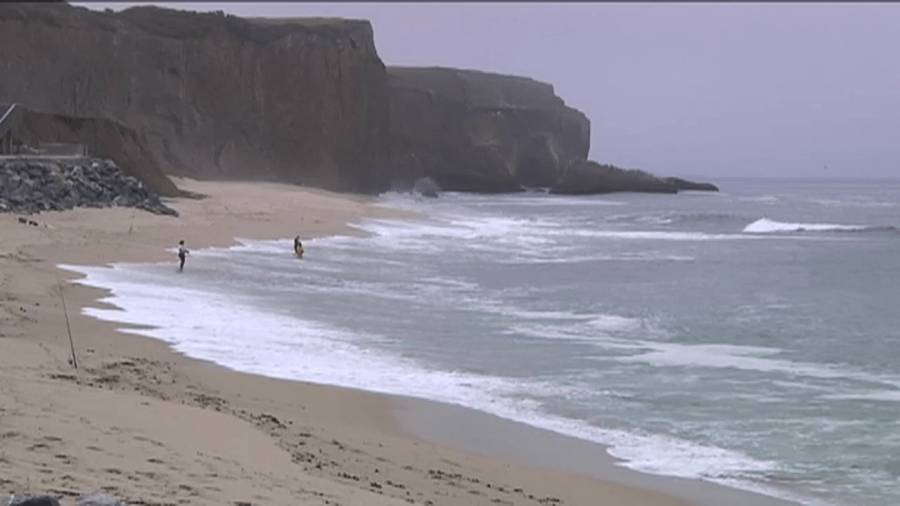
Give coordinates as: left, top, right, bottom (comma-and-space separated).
0, 177, 783, 506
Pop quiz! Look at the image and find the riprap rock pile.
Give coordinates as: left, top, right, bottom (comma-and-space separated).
0, 158, 178, 216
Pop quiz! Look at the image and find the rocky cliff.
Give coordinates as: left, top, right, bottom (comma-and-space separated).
1, 4, 717, 198
0, 3, 390, 193
387, 66, 591, 193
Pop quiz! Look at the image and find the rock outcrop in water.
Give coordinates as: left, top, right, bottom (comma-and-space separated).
412, 176, 441, 198
386, 66, 591, 193
0, 2, 390, 193
549, 160, 718, 195
662, 177, 720, 192
0, 157, 178, 216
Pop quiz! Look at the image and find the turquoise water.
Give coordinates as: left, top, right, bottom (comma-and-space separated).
64, 178, 900, 506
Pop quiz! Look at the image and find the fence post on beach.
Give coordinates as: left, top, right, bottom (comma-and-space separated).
128, 206, 137, 234
56, 274, 78, 369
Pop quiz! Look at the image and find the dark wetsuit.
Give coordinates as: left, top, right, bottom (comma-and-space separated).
178, 245, 188, 271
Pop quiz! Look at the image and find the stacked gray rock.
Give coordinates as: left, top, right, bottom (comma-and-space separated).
0, 158, 178, 216
1, 491, 127, 506
2, 495, 60, 506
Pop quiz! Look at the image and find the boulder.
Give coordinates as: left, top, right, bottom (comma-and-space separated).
412, 176, 440, 198
2, 495, 61, 506
0, 158, 178, 215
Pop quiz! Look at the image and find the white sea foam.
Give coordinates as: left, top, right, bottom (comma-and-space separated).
65, 259, 797, 502
345, 214, 563, 258
807, 198, 897, 208
337, 210, 823, 271
60, 261, 783, 492
820, 390, 900, 402
506, 323, 651, 349
588, 314, 644, 332
614, 341, 900, 389
477, 197, 627, 208
743, 217, 867, 234
428, 192, 627, 208
363, 213, 838, 245
635, 216, 674, 225
565, 229, 753, 241
492, 253, 696, 265
483, 307, 597, 321
738, 195, 780, 204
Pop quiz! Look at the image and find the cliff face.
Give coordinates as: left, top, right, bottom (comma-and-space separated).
387, 67, 591, 193
0, 4, 716, 198
11, 108, 182, 198
0, 3, 390, 193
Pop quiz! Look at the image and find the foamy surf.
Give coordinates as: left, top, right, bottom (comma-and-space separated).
743, 217, 879, 233
58, 259, 793, 503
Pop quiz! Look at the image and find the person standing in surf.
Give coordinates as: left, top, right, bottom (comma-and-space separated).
177, 240, 189, 272
293, 235, 304, 258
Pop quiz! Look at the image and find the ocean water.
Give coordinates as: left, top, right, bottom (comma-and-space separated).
62, 178, 900, 506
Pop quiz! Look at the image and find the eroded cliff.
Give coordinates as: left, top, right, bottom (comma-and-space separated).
0, 3, 390, 193
387, 66, 591, 193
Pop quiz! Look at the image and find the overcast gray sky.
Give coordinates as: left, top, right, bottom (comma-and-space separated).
78, 2, 899, 179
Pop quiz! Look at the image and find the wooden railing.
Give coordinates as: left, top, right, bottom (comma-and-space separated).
0, 103, 22, 140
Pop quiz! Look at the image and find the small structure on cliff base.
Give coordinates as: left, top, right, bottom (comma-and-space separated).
1, 104, 183, 198
0, 103, 23, 155
0, 103, 184, 216
1, 103, 86, 157
0, 104, 88, 157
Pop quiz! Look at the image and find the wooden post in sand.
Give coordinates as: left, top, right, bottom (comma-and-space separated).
128, 206, 137, 234
56, 274, 78, 369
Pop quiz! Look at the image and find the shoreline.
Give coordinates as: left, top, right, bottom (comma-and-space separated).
61, 261, 806, 506
1, 178, 801, 506
395, 396, 804, 506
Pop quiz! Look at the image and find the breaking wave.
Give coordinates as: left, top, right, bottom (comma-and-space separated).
743, 218, 896, 234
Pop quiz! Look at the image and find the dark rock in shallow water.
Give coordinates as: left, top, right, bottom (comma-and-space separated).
412, 176, 441, 198
662, 177, 719, 192
549, 160, 678, 195
0, 158, 178, 216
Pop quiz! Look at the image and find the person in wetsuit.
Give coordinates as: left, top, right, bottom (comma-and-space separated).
178, 240, 189, 271
293, 236, 304, 258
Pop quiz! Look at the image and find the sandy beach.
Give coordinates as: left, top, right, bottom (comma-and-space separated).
0, 178, 793, 506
